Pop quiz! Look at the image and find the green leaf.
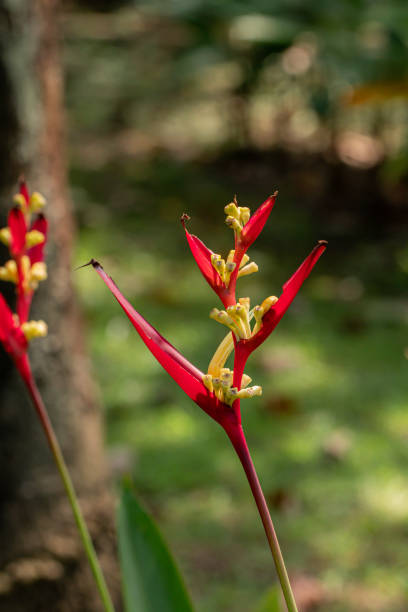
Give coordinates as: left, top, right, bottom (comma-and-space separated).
118, 482, 195, 612
254, 586, 282, 612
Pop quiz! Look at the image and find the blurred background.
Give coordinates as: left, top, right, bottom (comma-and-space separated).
40, 0, 408, 610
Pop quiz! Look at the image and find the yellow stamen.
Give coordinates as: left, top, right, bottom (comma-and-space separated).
29, 192, 46, 212
0, 227, 11, 246
237, 385, 262, 399
209, 308, 241, 336
239, 254, 250, 268
21, 320, 48, 341
20, 256, 31, 292
30, 262, 47, 287
226, 249, 235, 263
26, 230, 45, 248
238, 261, 258, 278
13, 194, 26, 208
215, 257, 225, 279
238, 297, 250, 311
208, 330, 234, 377
251, 296, 278, 335
224, 202, 240, 219
226, 304, 248, 338
239, 207, 251, 225
241, 374, 252, 388
225, 216, 242, 233
261, 295, 278, 313
202, 374, 214, 393
224, 261, 236, 286
0, 260, 18, 283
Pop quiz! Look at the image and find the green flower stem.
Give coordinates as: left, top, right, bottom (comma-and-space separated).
226, 422, 298, 612
24, 373, 116, 612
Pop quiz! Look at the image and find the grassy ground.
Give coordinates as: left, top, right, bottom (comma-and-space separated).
72, 157, 408, 611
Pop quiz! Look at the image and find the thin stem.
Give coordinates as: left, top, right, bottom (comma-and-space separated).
225, 422, 298, 612
23, 373, 115, 612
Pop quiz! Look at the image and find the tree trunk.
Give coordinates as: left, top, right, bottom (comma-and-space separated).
0, 1, 120, 609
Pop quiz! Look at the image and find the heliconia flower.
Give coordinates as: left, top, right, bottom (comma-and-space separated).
90, 191, 326, 612
0, 181, 48, 375
182, 193, 277, 307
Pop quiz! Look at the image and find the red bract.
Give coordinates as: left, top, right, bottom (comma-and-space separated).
239, 192, 277, 248
91, 191, 326, 612
28, 214, 48, 264
0, 181, 48, 376
0, 293, 29, 378
92, 261, 239, 427
232, 240, 327, 388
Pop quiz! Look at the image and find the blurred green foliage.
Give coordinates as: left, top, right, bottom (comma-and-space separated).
66, 1, 408, 610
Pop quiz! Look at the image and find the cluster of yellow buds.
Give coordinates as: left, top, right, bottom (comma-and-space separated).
0, 182, 49, 348
224, 197, 251, 235
210, 295, 278, 340
13, 190, 46, 213
210, 250, 258, 287
21, 320, 48, 341
202, 367, 262, 406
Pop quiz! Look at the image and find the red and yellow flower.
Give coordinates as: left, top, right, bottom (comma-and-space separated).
0, 181, 48, 380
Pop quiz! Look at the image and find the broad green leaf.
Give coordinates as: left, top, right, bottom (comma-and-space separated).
118, 483, 195, 612
254, 586, 282, 612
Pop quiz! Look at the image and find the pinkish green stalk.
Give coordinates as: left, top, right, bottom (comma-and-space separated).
225, 422, 298, 612
23, 371, 115, 612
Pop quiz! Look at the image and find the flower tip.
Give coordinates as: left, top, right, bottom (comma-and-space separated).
318, 239, 328, 246
271, 190, 278, 198
180, 212, 190, 227
74, 258, 101, 272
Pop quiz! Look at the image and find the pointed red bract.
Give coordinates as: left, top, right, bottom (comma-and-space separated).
28, 214, 48, 264
8, 207, 27, 256
239, 193, 277, 248
184, 228, 222, 292
92, 261, 225, 420
234, 241, 327, 380
0, 293, 27, 359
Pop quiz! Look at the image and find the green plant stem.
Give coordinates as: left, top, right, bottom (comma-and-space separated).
24, 374, 116, 612
226, 422, 298, 612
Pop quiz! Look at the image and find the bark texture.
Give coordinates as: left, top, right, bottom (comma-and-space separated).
0, 1, 120, 609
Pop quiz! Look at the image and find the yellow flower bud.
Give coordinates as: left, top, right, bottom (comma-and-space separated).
237, 385, 262, 399
202, 374, 214, 393
30, 262, 47, 283
29, 191, 46, 211
0, 260, 17, 283
241, 374, 252, 388
0, 227, 11, 246
237, 261, 259, 278
224, 202, 240, 219
261, 295, 278, 313
26, 230, 45, 248
225, 216, 242, 233
239, 254, 250, 268
239, 207, 251, 225
13, 194, 26, 208
21, 320, 48, 341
